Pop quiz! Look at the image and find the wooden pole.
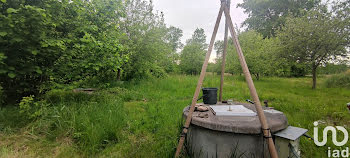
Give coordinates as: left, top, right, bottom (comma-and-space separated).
222, 5, 279, 158
174, 3, 224, 157
219, 0, 230, 102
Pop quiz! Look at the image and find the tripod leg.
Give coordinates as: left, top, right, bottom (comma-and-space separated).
222, 5, 279, 158
219, 0, 230, 102
174, 3, 225, 157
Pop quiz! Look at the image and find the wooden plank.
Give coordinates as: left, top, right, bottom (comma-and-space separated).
222, 5, 279, 158
174, 3, 225, 157
219, 0, 230, 102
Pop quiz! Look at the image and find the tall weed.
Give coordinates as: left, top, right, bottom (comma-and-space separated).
39, 90, 126, 153
324, 70, 350, 88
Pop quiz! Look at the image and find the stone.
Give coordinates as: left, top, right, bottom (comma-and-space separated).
196, 106, 209, 112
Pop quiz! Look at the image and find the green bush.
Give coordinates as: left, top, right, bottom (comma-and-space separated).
319, 64, 348, 75
0, 4, 62, 102
19, 95, 49, 119
324, 70, 350, 88
290, 64, 307, 77
0, 0, 128, 103
150, 65, 168, 79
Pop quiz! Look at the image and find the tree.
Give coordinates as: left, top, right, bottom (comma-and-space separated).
179, 28, 207, 75
0, 0, 128, 102
185, 28, 207, 49
51, 0, 128, 83
161, 26, 183, 73
238, 0, 320, 38
0, 2, 65, 101
229, 31, 278, 80
277, 4, 349, 89
213, 31, 279, 79
319, 63, 349, 75
120, 0, 179, 79
0, 0, 183, 103
179, 44, 205, 75
166, 26, 183, 52
213, 40, 225, 75
332, 0, 350, 49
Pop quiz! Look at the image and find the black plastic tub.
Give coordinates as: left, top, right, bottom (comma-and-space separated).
202, 88, 218, 105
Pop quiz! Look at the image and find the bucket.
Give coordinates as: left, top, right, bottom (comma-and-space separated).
202, 88, 218, 105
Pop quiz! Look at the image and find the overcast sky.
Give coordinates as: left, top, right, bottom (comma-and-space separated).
153, 0, 248, 43
152, 0, 248, 61
153, 0, 334, 44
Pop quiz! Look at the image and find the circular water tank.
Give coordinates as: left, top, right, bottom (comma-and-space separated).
183, 102, 288, 158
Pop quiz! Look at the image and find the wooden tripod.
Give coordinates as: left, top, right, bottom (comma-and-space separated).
174, 1, 279, 158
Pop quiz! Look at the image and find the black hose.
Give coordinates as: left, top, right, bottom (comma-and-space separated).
246, 99, 255, 104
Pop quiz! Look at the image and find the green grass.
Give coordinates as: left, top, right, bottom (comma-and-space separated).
1, 74, 350, 157
325, 70, 350, 89
1, 90, 126, 157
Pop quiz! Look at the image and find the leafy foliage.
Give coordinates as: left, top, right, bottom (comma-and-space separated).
277, 3, 349, 88
179, 28, 207, 75
0, 0, 182, 103
0, 0, 129, 102
19, 95, 48, 119
166, 26, 184, 52
231, 31, 278, 79
44, 0, 129, 85
332, 0, 350, 49
0, 3, 64, 101
215, 30, 280, 79
319, 64, 349, 75
185, 28, 207, 49
238, 0, 320, 37
120, 0, 182, 80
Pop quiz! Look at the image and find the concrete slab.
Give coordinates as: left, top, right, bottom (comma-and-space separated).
209, 105, 257, 116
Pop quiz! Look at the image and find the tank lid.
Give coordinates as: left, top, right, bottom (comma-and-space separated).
209, 105, 257, 116
183, 102, 288, 134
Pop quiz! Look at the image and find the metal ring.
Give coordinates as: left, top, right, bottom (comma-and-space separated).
261, 128, 272, 139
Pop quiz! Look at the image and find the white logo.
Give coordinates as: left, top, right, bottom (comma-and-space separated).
314, 121, 349, 147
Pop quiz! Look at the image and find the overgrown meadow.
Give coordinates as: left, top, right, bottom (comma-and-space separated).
0, 0, 349, 157
1, 74, 349, 158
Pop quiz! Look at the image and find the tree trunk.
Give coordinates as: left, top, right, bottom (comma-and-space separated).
117, 69, 121, 81
312, 66, 317, 89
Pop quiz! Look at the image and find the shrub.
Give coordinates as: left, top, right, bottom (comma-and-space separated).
19, 95, 49, 119
0, 0, 128, 103
0, 5, 62, 102
150, 65, 168, 79
324, 70, 350, 88
319, 63, 348, 75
